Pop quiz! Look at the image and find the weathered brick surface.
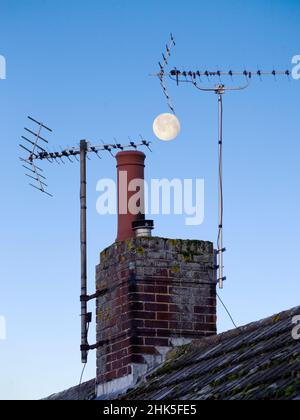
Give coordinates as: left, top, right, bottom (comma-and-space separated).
96, 237, 216, 387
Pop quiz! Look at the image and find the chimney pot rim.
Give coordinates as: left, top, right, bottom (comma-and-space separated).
115, 150, 146, 158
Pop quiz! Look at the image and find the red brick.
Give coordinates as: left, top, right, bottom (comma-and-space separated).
143, 285, 156, 293
206, 298, 217, 306
135, 284, 144, 293
105, 370, 117, 381
117, 367, 129, 377
194, 306, 214, 315
120, 285, 129, 295
124, 354, 144, 364
145, 303, 169, 312
122, 319, 141, 330
115, 348, 128, 360
154, 269, 169, 278
106, 353, 117, 363
116, 295, 127, 306
117, 305, 130, 315
131, 311, 156, 320
145, 320, 169, 329
144, 285, 168, 294
123, 319, 144, 329
156, 294, 171, 303
194, 323, 216, 332
205, 315, 217, 324
170, 321, 193, 330
130, 293, 155, 303
157, 312, 179, 321
112, 338, 131, 352
137, 329, 156, 338
207, 324, 217, 333
118, 320, 127, 331
129, 345, 158, 355
129, 302, 144, 311
194, 314, 205, 323
169, 304, 182, 313
112, 360, 123, 370
156, 329, 172, 337
121, 270, 129, 279
144, 338, 169, 347
130, 336, 144, 345
154, 285, 168, 294
208, 288, 217, 298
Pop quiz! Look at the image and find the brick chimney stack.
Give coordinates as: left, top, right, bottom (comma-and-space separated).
95, 152, 217, 398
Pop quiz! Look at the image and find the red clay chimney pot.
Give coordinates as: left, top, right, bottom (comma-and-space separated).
116, 151, 146, 242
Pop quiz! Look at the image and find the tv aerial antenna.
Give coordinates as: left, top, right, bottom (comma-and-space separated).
154, 34, 291, 289
19, 116, 152, 364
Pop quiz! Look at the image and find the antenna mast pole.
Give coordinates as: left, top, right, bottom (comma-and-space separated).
217, 90, 224, 289
80, 139, 88, 364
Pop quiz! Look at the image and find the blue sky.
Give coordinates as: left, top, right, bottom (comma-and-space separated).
0, 0, 299, 400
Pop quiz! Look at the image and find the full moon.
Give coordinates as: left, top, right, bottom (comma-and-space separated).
153, 113, 181, 141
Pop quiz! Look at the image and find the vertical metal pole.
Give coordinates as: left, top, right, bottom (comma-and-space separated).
217, 93, 224, 289
80, 140, 88, 363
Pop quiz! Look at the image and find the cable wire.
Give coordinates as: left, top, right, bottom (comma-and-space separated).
217, 293, 239, 330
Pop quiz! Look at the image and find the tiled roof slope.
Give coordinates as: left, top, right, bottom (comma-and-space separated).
44, 306, 300, 400
45, 379, 95, 401
123, 306, 300, 400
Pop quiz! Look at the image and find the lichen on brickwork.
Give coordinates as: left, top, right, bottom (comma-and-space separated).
181, 251, 193, 262
125, 238, 134, 251
170, 265, 180, 274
